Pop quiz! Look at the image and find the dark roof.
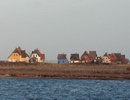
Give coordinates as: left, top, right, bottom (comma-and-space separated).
70, 53, 80, 60
32, 48, 45, 60
81, 51, 90, 58
12, 47, 29, 58
105, 53, 129, 63
121, 55, 125, 59
109, 53, 122, 61
57, 54, 67, 59
81, 51, 97, 60
89, 51, 97, 59
83, 51, 88, 55
104, 52, 108, 56
21, 50, 29, 58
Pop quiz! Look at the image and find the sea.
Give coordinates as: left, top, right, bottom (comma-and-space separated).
0, 79, 130, 100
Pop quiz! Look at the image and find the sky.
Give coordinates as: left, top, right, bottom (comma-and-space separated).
0, 0, 130, 61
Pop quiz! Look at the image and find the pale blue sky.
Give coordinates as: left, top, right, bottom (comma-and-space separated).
0, 0, 130, 60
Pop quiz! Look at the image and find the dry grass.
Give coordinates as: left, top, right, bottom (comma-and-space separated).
0, 63, 130, 79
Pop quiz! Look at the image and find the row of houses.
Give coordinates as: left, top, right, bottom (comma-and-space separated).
8, 47, 45, 63
2, 47, 129, 64
57, 51, 129, 64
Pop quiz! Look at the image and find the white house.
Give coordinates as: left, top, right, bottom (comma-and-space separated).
29, 49, 45, 63
101, 56, 111, 64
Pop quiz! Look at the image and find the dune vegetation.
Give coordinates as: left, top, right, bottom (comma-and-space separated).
0, 62, 130, 79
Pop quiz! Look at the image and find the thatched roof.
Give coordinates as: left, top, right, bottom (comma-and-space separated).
104, 52, 129, 64
70, 53, 80, 60
12, 47, 29, 58
31, 48, 45, 60
57, 54, 67, 59
89, 51, 97, 60
81, 51, 97, 60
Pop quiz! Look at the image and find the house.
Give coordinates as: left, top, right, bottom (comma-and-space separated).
101, 56, 111, 64
70, 53, 80, 63
121, 55, 129, 64
57, 54, 68, 64
114, 53, 129, 64
8, 47, 29, 62
100, 53, 111, 64
108, 54, 117, 63
104, 53, 119, 64
81, 51, 91, 63
104, 53, 129, 64
81, 51, 97, 63
29, 48, 45, 63
89, 51, 97, 61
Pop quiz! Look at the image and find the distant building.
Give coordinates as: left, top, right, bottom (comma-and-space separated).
81, 51, 97, 63
101, 56, 111, 64
57, 54, 68, 64
8, 47, 29, 62
70, 53, 80, 63
104, 53, 129, 64
29, 48, 45, 63
89, 51, 97, 61
81, 51, 91, 63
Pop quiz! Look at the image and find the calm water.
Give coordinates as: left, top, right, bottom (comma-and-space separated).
0, 79, 130, 100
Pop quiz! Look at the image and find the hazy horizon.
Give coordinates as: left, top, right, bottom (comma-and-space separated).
0, 0, 130, 60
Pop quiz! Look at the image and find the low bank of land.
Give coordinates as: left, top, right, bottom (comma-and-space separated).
0, 62, 130, 80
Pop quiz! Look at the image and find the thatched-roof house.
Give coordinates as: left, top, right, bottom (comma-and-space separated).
8, 47, 29, 62
29, 48, 45, 63
81, 51, 97, 63
70, 53, 80, 63
104, 53, 129, 64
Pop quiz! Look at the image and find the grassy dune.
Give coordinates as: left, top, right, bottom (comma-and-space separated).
0, 63, 130, 79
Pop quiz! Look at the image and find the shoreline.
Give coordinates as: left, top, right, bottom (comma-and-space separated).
1, 75, 130, 80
